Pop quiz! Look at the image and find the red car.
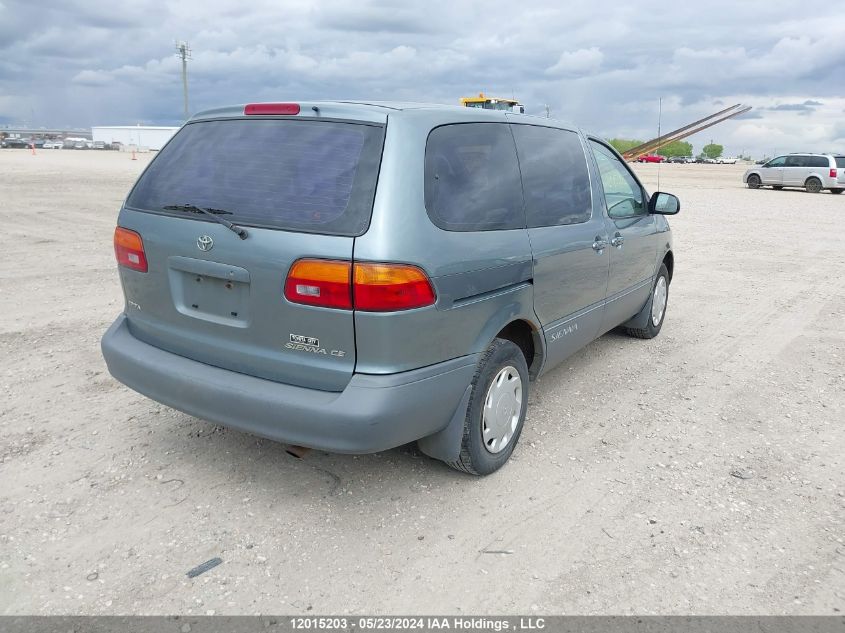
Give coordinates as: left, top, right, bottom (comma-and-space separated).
636, 154, 666, 163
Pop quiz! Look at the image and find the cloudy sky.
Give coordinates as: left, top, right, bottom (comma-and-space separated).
1, 0, 844, 157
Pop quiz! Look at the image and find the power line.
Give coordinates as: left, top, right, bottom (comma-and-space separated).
175, 41, 192, 121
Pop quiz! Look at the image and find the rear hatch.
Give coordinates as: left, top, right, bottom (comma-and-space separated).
116, 113, 385, 391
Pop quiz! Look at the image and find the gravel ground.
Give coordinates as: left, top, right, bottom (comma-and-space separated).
0, 150, 843, 615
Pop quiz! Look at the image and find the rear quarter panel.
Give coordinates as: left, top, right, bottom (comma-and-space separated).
353, 109, 543, 375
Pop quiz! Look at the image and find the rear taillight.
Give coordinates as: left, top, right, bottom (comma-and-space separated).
284, 259, 436, 311
284, 259, 352, 309
114, 227, 148, 272
353, 263, 436, 311
830, 168, 837, 178
244, 103, 300, 115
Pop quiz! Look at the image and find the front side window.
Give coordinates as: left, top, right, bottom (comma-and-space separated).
766, 156, 787, 167
424, 123, 525, 231
589, 140, 644, 219
511, 125, 592, 227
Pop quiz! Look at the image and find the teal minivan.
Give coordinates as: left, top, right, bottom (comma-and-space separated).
102, 101, 679, 475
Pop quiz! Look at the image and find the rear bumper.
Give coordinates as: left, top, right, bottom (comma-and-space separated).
101, 315, 479, 453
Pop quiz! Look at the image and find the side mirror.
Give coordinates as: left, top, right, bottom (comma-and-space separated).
649, 192, 680, 215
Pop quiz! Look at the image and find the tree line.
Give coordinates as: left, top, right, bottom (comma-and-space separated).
608, 138, 724, 159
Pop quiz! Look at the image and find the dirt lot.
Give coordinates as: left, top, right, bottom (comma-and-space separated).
0, 149, 843, 615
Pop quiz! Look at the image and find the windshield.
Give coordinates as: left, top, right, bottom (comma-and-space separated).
126, 118, 385, 236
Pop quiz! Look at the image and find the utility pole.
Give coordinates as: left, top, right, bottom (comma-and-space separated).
544, 104, 550, 119
175, 41, 192, 120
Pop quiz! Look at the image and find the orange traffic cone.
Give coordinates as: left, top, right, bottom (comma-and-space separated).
131, 149, 137, 161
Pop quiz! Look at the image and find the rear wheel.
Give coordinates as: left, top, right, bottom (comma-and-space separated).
625, 264, 669, 340
747, 174, 761, 189
805, 177, 822, 193
831, 189, 843, 194
446, 339, 528, 476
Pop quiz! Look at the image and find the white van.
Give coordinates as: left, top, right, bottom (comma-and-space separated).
743, 154, 843, 194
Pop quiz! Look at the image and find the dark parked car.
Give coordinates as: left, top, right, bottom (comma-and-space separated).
102, 101, 680, 475
1, 137, 31, 148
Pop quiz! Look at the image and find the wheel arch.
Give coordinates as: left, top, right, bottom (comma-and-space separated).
662, 250, 674, 283
494, 319, 545, 380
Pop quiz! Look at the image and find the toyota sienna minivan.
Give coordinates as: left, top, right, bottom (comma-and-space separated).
101, 101, 680, 475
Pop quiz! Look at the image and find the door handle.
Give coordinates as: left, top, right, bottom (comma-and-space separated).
611, 234, 624, 248
592, 238, 608, 252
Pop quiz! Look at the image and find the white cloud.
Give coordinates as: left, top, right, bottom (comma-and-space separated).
545, 47, 603, 77
71, 69, 111, 86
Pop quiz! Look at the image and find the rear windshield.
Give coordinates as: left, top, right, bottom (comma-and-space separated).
126, 119, 384, 236
836, 157, 845, 168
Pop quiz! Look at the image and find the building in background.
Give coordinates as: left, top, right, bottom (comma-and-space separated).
91, 125, 179, 151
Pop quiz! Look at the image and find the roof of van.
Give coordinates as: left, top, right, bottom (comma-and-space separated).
192, 100, 470, 118
190, 100, 579, 130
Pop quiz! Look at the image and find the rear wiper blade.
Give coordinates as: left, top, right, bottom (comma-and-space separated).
163, 203, 248, 240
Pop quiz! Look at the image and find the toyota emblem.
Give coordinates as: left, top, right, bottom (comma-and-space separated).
197, 235, 214, 252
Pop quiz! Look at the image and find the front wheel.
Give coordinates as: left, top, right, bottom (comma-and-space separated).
805, 177, 822, 193
747, 174, 761, 189
446, 339, 529, 476
625, 264, 669, 339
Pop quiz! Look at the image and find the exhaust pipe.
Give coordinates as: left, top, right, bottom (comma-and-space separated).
285, 445, 311, 459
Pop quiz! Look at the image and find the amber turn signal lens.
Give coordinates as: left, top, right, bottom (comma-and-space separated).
284, 259, 352, 309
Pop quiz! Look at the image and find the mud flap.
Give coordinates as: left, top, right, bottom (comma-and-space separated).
416, 384, 473, 462
622, 286, 654, 330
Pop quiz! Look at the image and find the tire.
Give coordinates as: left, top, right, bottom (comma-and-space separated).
625, 264, 669, 340
805, 177, 822, 193
773, 186, 783, 190
831, 189, 843, 194
446, 339, 529, 476
747, 174, 761, 189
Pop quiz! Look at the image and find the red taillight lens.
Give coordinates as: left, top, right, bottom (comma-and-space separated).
284, 259, 352, 309
244, 103, 300, 116
114, 227, 148, 272
284, 260, 436, 311
353, 263, 436, 311
830, 168, 837, 178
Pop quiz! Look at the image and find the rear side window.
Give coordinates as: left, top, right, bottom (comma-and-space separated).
424, 123, 524, 231
126, 119, 385, 236
785, 155, 829, 168
807, 156, 830, 168
511, 125, 592, 227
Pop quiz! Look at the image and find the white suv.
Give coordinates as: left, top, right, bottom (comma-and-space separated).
743, 153, 843, 194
